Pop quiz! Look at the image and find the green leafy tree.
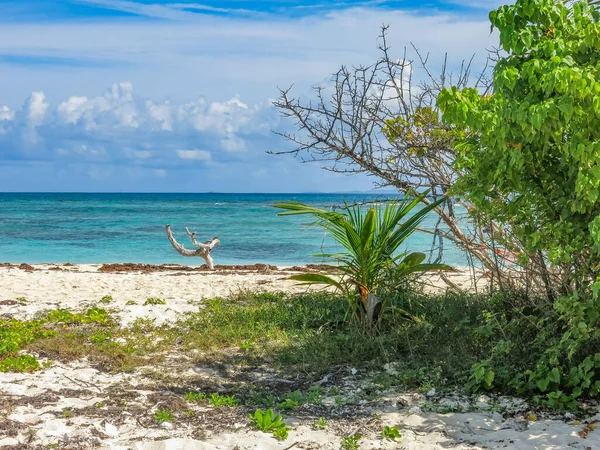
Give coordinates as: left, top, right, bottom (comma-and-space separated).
274, 192, 451, 328
439, 0, 600, 297
438, 0, 600, 405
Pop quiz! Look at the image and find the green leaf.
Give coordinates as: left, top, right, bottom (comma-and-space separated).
536, 377, 550, 393
288, 274, 344, 292
548, 368, 561, 384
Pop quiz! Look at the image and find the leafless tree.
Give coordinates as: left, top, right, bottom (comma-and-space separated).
272, 26, 555, 296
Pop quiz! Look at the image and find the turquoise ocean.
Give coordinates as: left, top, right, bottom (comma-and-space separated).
0, 193, 467, 266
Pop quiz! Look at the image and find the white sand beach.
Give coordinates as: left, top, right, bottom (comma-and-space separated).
1, 263, 597, 449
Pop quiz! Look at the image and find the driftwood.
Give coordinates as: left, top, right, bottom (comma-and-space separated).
165, 225, 220, 269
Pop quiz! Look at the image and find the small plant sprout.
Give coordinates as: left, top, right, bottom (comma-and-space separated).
208, 393, 239, 407
340, 434, 361, 450
315, 417, 328, 429
62, 407, 73, 418
381, 425, 401, 440
248, 409, 290, 440
100, 295, 113, 304
153, 409, 174, 423
184, 392, 207, 403
16, 297, 27, 303
144, 297, 166, 306
125, 300, 137, 306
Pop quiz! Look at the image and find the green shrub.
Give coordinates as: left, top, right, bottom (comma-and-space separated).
438, 0, 600, 408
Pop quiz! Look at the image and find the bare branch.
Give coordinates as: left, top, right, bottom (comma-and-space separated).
165, 225, 220, 269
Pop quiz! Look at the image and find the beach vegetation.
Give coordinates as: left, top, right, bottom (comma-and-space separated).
0, 354, 41, 373
381, 425, 401, 440
100, 295, 113, 304
184, 392, 207, 403
274, 193, 451, 328
247, 408, 290, 440
340, 434, 361, 450
314, 417, 328, 429
277, 398, 299, 411
144, 297, 166, 306
208, 393, 239, 407
153, 409, 174, 423
438, 0, 600, 409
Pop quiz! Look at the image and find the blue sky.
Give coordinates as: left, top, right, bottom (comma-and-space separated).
0, 0, 503, 192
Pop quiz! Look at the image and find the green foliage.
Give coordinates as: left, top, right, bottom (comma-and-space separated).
340, 435, 361, 450
153, 409, 174, 423
125, 300, 137, 306
314, 417, 328, 429
0, 318, 56, 355
208, 393, 239, 407
466, 361, 495, 393
274, 194, 451, 325
0, 354, 41, 373
247, 409, 290, 440
44, 307, 111, 325
278, 398, 299, 411
90, 330, 112, 343
100, 295, 113, 304
184, 392, 207, 403
381, 425, 401, 440
439, 0, 600, 281
144, 298, 166, 306
382, 106, 453, 157
438, 0, 600, 407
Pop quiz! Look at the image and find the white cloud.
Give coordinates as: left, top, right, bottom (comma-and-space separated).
176, 149, 212, 161
26, 92, 49, 127
0, 106, 15, 121
0, 6, 495, 110
0, 2, 499, 192
220, 135, 247, 152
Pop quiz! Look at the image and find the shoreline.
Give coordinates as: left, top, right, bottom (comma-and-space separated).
0, 262, 483, 328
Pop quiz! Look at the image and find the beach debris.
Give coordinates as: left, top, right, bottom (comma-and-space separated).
165, 224, 220, 269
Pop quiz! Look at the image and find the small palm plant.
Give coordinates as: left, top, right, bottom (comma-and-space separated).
274, 191, 451, 328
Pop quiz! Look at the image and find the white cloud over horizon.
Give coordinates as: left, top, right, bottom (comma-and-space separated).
0, 2, 499, 192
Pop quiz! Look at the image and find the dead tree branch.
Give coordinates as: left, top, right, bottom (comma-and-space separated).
165, 225, 220, 269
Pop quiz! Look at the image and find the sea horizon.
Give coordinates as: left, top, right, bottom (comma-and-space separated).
0, 192, 467, 266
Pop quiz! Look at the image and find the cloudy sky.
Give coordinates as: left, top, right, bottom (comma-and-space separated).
0, 0, 503, 192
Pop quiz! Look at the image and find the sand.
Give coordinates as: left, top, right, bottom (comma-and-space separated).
1, 263, 597, 449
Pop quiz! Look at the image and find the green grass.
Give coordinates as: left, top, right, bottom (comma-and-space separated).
0, 288, 560, 407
